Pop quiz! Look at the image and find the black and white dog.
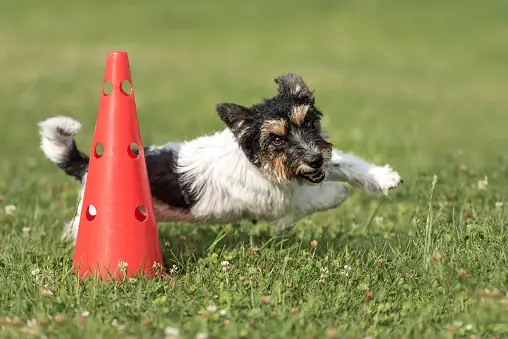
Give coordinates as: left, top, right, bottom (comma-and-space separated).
38, 73, 402, 243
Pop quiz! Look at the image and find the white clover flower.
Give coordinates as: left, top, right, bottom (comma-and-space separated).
168, 264, 179, 275
477, 176, 488, 190
205, 305, 217, 312
196, 332, 209, 339
320, 267, 329, 279
221, 260, 230, 272
164, 326, 179, 337
4, 205, 16, 215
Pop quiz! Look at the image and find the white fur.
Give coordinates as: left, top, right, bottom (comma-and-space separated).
39, 116, 402, 243
176, 129, 292, 223
62, 173, 87, 241
327, 149, 402, 194
38, 116, 81, 164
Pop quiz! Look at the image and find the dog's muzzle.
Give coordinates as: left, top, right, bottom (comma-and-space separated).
297, 153, 326, 183
300, 169, 325, 183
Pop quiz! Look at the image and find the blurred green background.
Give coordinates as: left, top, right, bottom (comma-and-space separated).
2, 0, 508, 169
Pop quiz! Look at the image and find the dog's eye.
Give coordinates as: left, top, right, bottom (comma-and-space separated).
272, 137, 283, 146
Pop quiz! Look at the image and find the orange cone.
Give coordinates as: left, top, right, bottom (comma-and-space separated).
72, 51, 164, 280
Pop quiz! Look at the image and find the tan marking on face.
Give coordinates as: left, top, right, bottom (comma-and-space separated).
152, 198, 195, 222
291, 105, 309, 126
260, 153, 289, 183
271, 153, 288, 181
261, 119, 286, 137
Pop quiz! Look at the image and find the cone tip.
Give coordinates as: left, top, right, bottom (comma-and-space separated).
108, 50, 128, 57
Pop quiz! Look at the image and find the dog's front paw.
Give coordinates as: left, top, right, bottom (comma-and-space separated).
368, 165, 403, 195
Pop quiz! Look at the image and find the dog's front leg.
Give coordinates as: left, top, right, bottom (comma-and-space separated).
274, 182, 350, 231
325, 148, 403, 195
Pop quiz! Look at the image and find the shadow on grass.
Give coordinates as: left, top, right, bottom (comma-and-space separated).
157, 221, 413, 273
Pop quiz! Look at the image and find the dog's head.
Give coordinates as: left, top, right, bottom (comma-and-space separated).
216, 73, 333, 184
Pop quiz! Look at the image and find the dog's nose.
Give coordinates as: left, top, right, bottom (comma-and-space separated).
307, 153, 324, 169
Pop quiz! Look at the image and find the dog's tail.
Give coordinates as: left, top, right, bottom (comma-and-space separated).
38, 116, 89, 182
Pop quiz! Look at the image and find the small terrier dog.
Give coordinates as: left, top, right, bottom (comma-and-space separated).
38, 73, 403, 243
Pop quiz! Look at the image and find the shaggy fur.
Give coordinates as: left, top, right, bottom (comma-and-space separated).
38, 73, 403, 243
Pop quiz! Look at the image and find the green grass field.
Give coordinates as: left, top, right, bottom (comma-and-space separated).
1, 0, 508, 338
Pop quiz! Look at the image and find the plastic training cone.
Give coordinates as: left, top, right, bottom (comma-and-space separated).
72, 51, 164, 280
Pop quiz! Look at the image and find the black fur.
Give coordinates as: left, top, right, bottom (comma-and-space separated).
144, 149, 198, 211
274, 73, 315, 102
56, 144, 197, 212
57, 140, 90, 183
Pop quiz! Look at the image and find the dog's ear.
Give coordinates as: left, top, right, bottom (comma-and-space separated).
274, 73, 314, 103
216, 103, 252, 131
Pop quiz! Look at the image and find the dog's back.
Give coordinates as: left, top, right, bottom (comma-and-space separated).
38, 116, 200, 221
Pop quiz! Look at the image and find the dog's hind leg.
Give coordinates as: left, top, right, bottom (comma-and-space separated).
62, 174, 87, 244
325, 148, 403, 195
63, 215, 80, 244
274, 182, 350, 231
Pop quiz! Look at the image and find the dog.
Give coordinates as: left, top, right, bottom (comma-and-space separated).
38, 73, 403, 243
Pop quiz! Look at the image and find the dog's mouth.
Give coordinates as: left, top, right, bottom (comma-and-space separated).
299, 168, 325, 184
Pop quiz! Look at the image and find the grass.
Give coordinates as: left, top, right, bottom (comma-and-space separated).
1, 0, 508, 338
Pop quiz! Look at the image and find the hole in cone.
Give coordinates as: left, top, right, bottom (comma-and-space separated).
120, 80, 132, 96
103, 80, 113, 95
128, 143, 140, 158
86, 205, 97, 221
94, 142, 104, 158
135, 206, 147, 222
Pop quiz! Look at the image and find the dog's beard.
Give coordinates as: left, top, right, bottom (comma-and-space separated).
260, 158, 325, 185
295, 163, 326, 184
258, 146, 332, 185
294, 149, 331, 185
